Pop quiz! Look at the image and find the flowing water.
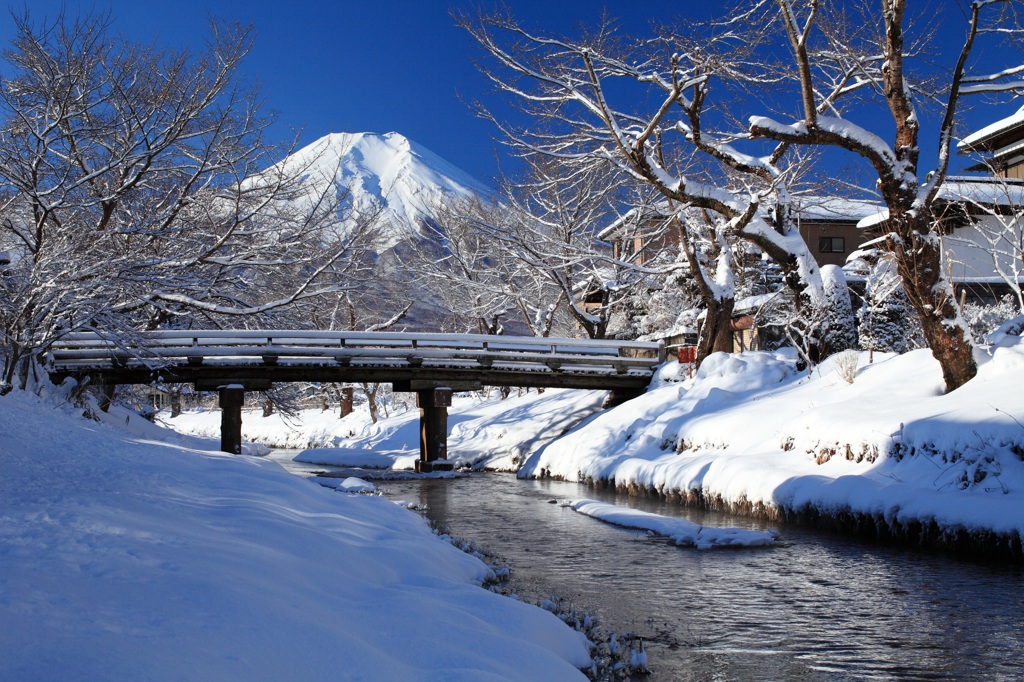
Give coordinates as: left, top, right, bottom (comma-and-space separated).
270, 453, 1024, 680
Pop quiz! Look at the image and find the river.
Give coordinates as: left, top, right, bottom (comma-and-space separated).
268, 453, 1024, 680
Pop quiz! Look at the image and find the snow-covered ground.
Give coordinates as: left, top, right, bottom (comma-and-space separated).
9, 327, 1024, 676
168, 388, 607, 472
0, 389, 592, 680
524, 342, 1024, 543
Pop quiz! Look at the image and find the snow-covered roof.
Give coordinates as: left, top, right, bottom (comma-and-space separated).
734, 291, 784, 315
940, 177, 1024, 206
857, 177, 1024, 229
958, 105, 1024, 151
792, 196, 885, 222
596, 206, 664, 241
598, 195, 884, 240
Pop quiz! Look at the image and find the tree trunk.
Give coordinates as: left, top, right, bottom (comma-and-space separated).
891, 227, 977, 390
674, 216, 734, 367
362, 383, 379, 424
696, 296, 735, 365
339, 387, 354, 417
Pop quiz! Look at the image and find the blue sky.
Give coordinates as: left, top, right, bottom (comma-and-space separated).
0, 1, 660, 184
0, 1, 1013, 187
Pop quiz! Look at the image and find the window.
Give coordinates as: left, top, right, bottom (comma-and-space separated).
818, 236, 845, 253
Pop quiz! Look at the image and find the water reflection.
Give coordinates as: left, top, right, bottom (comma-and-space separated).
419, 477, 451, 524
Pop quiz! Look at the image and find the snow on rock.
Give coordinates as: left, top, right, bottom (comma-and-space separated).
570, 500, 779, 549
337, 476, 377, 493
0, 390, 592, 680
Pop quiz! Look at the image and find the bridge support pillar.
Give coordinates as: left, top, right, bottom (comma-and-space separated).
604, 387, 645, 408
415, 387, 453, 473
219, 385, 245, 454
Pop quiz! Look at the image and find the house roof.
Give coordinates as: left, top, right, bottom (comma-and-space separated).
792, 196, 886, 223
958, 105, 1024, 153
598, 195, 885, 240
596, 206, 666, 242
856, 176, 1024, 229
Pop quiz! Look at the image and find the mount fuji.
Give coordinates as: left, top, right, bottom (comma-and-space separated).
275, 131, 491, 250
254, 131, 493, 330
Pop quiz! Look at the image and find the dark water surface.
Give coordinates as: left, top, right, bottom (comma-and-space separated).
270, 453, 1024, 680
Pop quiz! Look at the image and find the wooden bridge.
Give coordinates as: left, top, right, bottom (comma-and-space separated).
49, 330, 665, 470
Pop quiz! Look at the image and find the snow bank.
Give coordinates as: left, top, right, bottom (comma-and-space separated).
167, 388, 607, 472
570, 500, 778, 549
0, 390, 592, 680
524, 348, 1024, 544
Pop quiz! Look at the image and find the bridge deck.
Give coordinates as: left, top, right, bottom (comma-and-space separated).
48, 330, 666, 460
49, 330, 665, 391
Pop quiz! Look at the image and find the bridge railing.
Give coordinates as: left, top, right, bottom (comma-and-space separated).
49, 330, 667, 376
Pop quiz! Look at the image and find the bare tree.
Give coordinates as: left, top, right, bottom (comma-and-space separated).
0, 12, 369, 390
458, 8, 831, 364
412, 193, 526, 335
748, 0, 1024, 391
492, 159, 655, 340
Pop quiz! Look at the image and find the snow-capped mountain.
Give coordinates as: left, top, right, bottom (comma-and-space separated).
275, 131, 489, 250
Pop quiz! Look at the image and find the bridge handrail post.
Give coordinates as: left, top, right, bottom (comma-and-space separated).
658, 340, 667, 364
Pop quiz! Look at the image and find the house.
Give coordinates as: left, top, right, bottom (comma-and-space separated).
791, 197, 885, 268
850, 106, 1024, 304
598, 197, 885, 271
597, 206, 677, 268
597, 198, 883, 354
958, 105, 1024, 179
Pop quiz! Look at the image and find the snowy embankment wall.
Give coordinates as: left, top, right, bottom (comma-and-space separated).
521, 343, 1024, 556
0, 391, 592, 680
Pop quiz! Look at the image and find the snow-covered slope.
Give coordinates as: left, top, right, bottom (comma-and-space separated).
0, 390, 592, 680
278, 131, 489, 250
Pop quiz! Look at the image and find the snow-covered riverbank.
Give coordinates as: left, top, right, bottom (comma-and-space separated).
523, 343, 1024, 556
167, 331, 1024, 557
0, 390, 592, 680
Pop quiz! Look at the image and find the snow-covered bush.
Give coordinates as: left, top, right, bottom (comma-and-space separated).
962, 294, 1020, 342
852, 255, 912, 356
832, 350, 859, 384
820, 265, 858, 357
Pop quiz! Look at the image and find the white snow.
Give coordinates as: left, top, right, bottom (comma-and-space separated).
11, 320, 1024, 678
168, 388, 608, 472
167, 337, 1024, 544
0, 390, 592, 680
337, 476, 377, 493
521, 345, 1024, 538
570, 499, 778, 549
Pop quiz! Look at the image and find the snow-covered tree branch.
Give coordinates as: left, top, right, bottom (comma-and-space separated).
749, 0, 1024, 391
